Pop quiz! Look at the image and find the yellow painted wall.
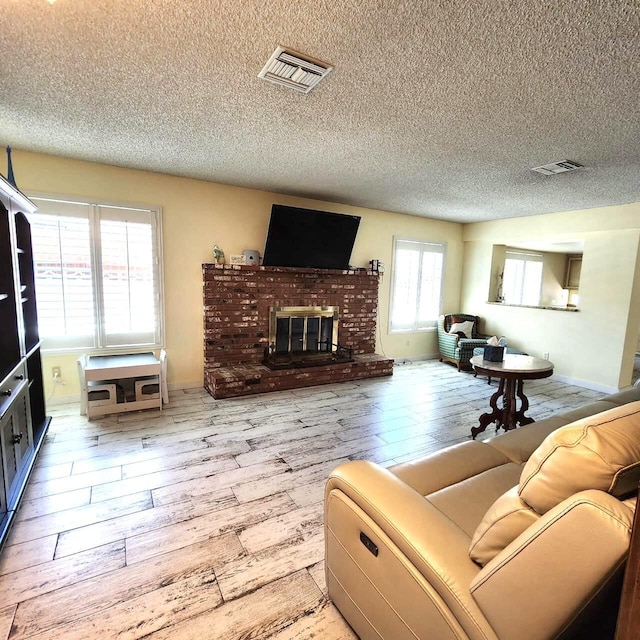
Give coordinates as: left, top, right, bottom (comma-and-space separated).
540, 252, 566, 307
462, 203, 640, 390
10, 150, 464, 400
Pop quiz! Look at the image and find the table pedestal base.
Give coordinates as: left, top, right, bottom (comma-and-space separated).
471, 377, 535, 439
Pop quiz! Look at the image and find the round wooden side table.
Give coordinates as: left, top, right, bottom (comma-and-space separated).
470, 354, 554, 439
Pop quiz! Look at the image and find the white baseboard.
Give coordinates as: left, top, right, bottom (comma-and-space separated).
46, 393, 81, 407
391, 354, 439, 365
168, 381, 202, 391
551, 374, 620, 395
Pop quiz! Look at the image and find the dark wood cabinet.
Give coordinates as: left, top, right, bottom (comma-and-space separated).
0, 175, 49, 551
15, 212, 40, 354
0, 204, 20, 382
27, 349, 47, 445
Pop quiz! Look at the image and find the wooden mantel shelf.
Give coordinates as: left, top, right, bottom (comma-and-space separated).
204, 262, 380, 277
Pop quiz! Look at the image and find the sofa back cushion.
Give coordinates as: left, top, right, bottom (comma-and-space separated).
519, 402, 640, 514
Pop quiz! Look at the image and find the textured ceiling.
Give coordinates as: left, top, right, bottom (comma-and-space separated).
1, 0, 639, 223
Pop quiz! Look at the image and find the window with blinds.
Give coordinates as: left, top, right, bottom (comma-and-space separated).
27, 197, 164, 353
390, 239, 445, 332
503, 250, 543, 306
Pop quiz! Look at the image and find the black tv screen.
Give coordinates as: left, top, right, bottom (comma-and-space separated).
262, 205, 361, 270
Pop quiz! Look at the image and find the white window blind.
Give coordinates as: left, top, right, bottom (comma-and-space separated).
27, 197, 164, 353
390, 239, 445, 332
98, 207, 157, 347
503, 250, 543, 306
29, 208, 95, 350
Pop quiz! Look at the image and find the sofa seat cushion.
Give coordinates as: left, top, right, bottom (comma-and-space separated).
426, 462, 523, 537
520, 401, 640, 514
468, 486, 539, 566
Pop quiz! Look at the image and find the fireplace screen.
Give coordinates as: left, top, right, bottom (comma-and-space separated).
270, 306, 338, 355
264, 305, 353, 369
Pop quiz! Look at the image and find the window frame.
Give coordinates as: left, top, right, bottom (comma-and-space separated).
27, 192, 165, 356
389, 237, 446, 334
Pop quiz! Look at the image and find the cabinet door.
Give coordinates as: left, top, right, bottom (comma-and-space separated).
27, 349, 47, 445
1, 411, 18, 501
0, 448, 5, 520
13, 388, 32, 466
0, 384, 32, 507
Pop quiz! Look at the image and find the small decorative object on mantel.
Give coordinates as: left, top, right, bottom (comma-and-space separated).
229, 254, 246, 265
369, 259, 385, 274
243, 249, 260, 266
6, 146, 17, 187
213, 244, 225, 264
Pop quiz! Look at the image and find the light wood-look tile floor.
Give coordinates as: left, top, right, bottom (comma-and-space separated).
0, 361, 606, 639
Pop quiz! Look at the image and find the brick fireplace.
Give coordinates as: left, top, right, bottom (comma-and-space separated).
203, 264, 393, 398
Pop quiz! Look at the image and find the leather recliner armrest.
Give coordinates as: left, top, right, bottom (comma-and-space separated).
470, 489, 634, 640
325, 460, 493, 638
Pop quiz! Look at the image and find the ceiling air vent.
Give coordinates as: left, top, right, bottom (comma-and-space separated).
531, 160, 583, 175
258, 46, 333, 93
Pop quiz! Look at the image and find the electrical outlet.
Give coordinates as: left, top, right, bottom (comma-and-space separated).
52, 366, 61, 378
543, 352, 549, 360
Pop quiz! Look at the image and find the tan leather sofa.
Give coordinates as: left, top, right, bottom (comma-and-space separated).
324, 387, 640, 640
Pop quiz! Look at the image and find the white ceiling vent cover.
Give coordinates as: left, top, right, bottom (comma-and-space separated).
531, 160, 583, 175
258, 46, 333, 93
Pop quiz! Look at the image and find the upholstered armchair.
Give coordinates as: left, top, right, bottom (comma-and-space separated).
438, 313, 490, 371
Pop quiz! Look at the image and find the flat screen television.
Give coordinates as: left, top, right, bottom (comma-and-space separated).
262, 205, 361, 270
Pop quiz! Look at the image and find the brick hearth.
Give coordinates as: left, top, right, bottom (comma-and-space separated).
203, 264, 393, 398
